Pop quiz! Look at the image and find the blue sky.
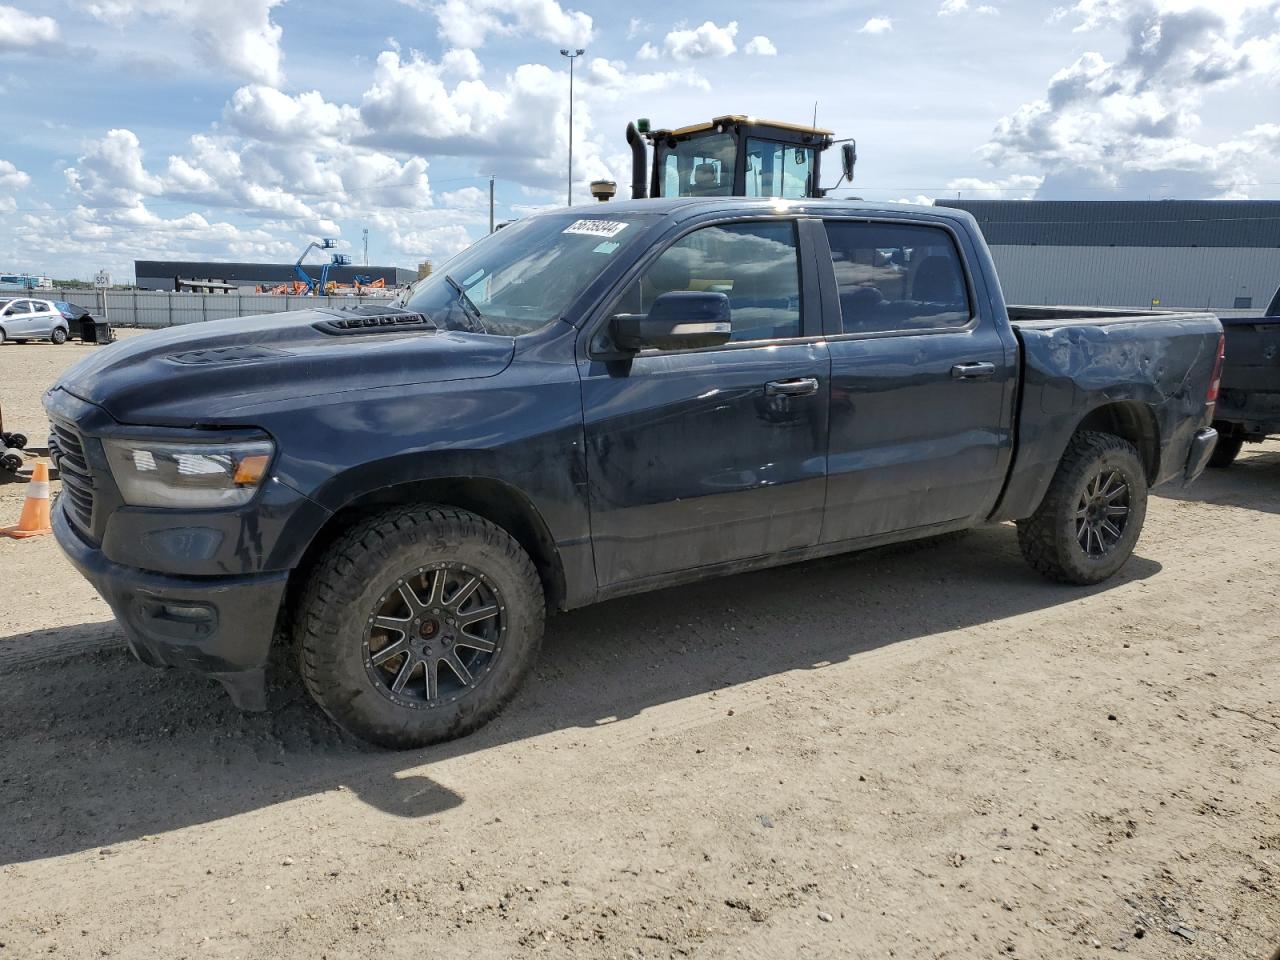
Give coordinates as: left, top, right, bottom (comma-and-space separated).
0, 0, 1277, 280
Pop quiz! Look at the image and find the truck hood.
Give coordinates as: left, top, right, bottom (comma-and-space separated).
53, 309, 516, 426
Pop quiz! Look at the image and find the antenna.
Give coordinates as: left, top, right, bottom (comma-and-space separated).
813, 101, 818, 128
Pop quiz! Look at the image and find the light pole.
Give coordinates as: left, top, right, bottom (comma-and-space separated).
559, 47, 584, 206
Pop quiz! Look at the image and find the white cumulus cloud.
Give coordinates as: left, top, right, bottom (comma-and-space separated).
744, 35, 778, 55
0, 5, 60, 51
981, 1, 1280, 197
858, 16, 893, 34
78, 0, 286, 84
0, 159, 29, 190
432, 0, 593, 49
654, 20, 739, 60
939, 0, 998, 15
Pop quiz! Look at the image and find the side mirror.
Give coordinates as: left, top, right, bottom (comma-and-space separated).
611, 291, 731, 352
841, 141, 857, 182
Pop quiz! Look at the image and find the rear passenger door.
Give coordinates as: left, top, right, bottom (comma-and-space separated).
28, 300, 56, 336
817, 218, 1017, 544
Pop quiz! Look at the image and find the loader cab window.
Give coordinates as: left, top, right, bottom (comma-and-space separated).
659, 133, 735, 198
745, 140, 813, 199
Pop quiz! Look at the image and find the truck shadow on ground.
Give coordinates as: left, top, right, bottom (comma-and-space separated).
1154, 446, 1280, 515
0, 525, 1161, 866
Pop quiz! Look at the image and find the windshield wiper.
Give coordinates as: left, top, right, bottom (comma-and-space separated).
444, 274, 487, 333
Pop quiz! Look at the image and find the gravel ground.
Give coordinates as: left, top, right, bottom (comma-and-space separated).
0, 332, 1277, 960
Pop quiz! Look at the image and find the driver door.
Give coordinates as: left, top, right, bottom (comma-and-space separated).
578, 218, 830, 588
3, 300, 33, 337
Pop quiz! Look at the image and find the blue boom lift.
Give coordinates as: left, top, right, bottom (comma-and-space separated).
294, 238, 352, 295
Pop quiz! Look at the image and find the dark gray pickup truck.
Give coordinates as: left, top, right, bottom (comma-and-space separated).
1209, 285, 1280, 466
45, 198, 1223, 748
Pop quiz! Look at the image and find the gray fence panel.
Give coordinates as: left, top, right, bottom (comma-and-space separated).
203, 296, 242, 321
104, 291, 135, 324
62, 291, 100, 312
16, 287, 401, 329
245, 295, 290, 315
135, 293, 167, 328
170, 293, 206, 325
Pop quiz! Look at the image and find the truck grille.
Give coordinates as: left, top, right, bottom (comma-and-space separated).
49, 419, 96, 536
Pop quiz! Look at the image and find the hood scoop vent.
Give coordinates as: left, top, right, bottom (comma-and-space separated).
313, 306, 437, 336
169, 344, 293, 365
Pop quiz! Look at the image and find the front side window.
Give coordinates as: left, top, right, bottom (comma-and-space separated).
610, 221, 802, 346
745, 140, 813, 199
402, 212, 654, 337
8, 300, 30, 315
824, 221, 971, 334
659, 132, 736, 198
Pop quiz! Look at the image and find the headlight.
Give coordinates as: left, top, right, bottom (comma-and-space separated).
102, 437, 275, 508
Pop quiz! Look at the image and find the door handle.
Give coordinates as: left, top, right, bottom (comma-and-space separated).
951, 362, 996, 381
765, 377, 819, 397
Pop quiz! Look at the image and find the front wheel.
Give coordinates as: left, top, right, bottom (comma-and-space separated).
1208, 434, 1243, 468
296, 505, 545, 749
50, 327, 67, 345
1017, 431, 1148, 585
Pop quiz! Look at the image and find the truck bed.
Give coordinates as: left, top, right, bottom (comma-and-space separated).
992, 306, 1223, 522
1213, 312, 1280, 436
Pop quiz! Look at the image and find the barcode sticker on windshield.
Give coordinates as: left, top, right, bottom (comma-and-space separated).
562, 219, 629, 238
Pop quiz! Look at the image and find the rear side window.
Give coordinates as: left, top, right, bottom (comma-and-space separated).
610, 221, 803, 345
824, 221, 971, 334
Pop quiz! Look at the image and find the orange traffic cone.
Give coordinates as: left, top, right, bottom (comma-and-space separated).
2, 460, 53, 538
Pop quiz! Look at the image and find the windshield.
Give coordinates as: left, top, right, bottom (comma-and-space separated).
403, 212, 653, 336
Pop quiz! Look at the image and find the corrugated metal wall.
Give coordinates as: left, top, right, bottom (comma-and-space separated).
7, 288, 397, 327
939, 199, 1280, 247
985, 246, 1280, 311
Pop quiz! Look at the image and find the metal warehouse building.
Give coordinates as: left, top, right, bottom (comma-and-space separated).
134, 260, 417, 292
934, 200, 1280, 313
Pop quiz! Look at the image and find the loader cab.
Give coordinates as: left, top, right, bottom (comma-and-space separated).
635, 116, 835, 200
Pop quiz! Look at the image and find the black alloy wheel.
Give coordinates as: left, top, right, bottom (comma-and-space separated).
1074, 468, 1130, 558
364, 564, 505, 708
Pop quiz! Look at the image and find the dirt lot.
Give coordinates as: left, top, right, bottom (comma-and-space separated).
0, 333, 1277, 960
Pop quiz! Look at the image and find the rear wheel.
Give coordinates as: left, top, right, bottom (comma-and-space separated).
1017, 431, 1148, 585
1208, 434, 1243, 468
50, 327, 67, 345
296, 505, 545, 749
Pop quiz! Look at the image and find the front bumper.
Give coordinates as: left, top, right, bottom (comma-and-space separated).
1183, 427, 1219, 486
53, 500, 287, 710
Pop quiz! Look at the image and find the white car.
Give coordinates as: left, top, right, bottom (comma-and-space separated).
0, 297, 70, 344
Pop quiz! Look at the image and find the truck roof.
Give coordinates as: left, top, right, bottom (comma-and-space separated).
549, 196, 968, 223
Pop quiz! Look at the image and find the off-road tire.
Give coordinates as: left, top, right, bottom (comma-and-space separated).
296, 505, 544, 749
1208, 434, 1243, 468
50, 327, 67, 345
1017, 431, 1148, 585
